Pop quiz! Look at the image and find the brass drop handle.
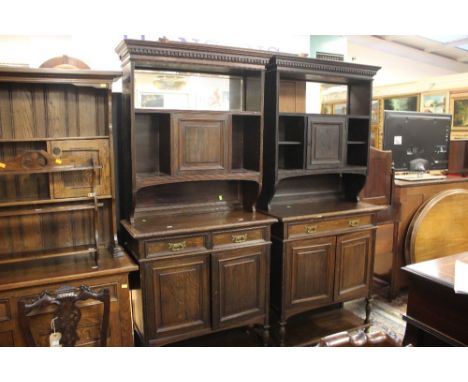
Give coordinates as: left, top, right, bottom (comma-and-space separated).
305, 225, 317, 234
232, 234, 248, 243
349, 219, 360, 227
168, 241, 187, 252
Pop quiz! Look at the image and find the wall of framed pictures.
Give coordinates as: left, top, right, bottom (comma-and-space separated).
321, 71, 468, 148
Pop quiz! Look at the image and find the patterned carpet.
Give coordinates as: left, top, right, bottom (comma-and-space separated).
345, 286, 408, 342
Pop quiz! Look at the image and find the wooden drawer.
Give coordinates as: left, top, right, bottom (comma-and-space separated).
212, 227, 265, 248
145, 235, 207, 257
288, 215, 373, 238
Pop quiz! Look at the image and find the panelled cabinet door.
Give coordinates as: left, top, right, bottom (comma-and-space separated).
145, 254, 210, 340
211, 246, 267, 329
49, 139, 111, 198
334, 230, 373, 302
172, 112, 230, 175
285, 236, 336, 312
307, 116, 346, 169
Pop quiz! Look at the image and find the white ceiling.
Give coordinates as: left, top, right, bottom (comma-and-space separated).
375, 35, 468, 63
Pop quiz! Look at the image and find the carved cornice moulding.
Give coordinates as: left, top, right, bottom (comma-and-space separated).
270, 56, 380, 79
116, 39, 271, 68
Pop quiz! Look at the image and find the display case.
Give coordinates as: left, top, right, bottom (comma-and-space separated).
257, 55, 383, 346
115, 39, 276, 346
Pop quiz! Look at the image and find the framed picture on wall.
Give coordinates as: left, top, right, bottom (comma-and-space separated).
420, 92, 449, 114
371, 99, 380, 124
451, 92, 468, 130
383, 95, 418, 111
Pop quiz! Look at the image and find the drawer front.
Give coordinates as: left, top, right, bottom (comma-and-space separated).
212, 227, 265, 248
145, 235, 207, 257
288, 215, 373, 238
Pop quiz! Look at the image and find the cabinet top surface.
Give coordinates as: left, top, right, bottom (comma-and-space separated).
402, 252, 468, 289
0, 67, 121, 84
121, 210, 277, 239
394, 175, 468, 188
263, 200, 386, 222
0, 253, 138, 292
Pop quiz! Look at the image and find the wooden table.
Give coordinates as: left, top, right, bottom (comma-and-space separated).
386, 176, 468, 299
402, 253, 468, 346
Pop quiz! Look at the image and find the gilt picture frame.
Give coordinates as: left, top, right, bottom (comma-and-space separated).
451, 92, 468, 130
420, 92, 449, 114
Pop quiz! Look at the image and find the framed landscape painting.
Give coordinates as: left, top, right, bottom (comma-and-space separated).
383, 95, 418, 112
451, 92, 468, 130
420, 92, 448, 113
371, 99, 380, 124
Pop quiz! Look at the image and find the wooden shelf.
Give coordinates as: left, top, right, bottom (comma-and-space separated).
0, 203, 104, 218
279, 141, 302, 146
0, 195, 112, 209
136, 170, 261, 189
348, 115, 370, 120
278, 166, 366, 180
0, 164, 102, 176
0, 245, 98, 266
135, 108, 261, 116
0, 136, 110, 143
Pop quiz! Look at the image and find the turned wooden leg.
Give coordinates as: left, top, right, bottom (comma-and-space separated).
364, 296, 373, 332
279, 321, 286, 347
263, 325, 270, 347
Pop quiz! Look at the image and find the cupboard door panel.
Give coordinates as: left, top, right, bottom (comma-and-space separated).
172, 113, 230, 174
212, 246, 267, 329
146, 255, 210, 339
335, 231, 373, 301
49, 139, 110, 198
285, 237, 336, 311
307, 116, 346, 169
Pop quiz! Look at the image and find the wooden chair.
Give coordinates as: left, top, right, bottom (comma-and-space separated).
17, 285, 110, 347
317, 330, 403, 347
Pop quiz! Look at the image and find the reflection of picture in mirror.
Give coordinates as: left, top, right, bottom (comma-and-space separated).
421, 93, 447, 113
454, 98, 468, 128
321, 103, 333, 114
371, 100, 380, 124
384, 96, 418, 111
334, 103, 347, 115
141, 94, 164, 108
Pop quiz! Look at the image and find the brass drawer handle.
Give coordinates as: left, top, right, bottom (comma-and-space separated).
349, 219, 360, 227
232, 234, 248, 243
168, 241, 187, 252
305, 225, 317, 234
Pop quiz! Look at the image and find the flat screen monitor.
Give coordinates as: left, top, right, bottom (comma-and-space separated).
383, 111, 451, 172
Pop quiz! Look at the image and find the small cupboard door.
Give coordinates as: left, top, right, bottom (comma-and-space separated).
285, 236, 336, 312
307, 116, 346, 169
172, 112, 230, 175
145, 254, 210, 340
211, 246, 267, 329
48, 139, 111, 198
334, 230, 373, 302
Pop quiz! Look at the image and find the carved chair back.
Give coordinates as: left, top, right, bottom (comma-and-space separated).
17, 285, 110, 347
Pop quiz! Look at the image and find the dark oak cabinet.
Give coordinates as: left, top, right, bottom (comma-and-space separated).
0, 68, 137, 346
115, 39, 276, 346
258, 54, 383, 346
